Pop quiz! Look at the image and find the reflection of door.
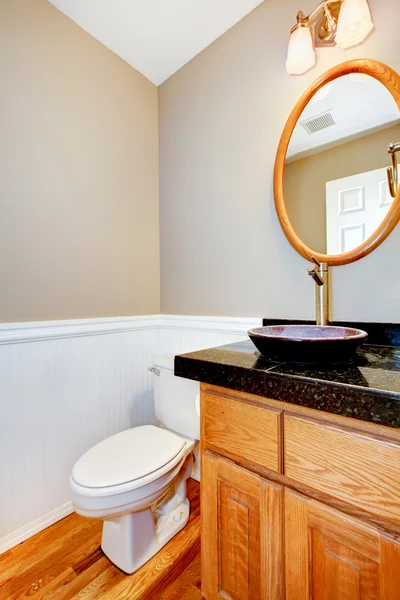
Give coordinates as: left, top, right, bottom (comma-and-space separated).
326, 167, 393, 254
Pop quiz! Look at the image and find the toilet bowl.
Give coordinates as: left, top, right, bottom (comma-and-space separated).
70, 355, 200, 574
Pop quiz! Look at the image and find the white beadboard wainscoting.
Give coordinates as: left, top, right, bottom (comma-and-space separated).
0, 314, 261, 553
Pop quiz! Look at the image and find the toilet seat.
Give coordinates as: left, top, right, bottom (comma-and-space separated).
70, 425, 192, 498
70, 432, 195, 520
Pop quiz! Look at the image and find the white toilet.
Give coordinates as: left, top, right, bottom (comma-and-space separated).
70, 355, 200, 574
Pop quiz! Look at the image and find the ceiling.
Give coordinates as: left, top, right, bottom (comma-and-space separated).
48, 0, 263, 85
287, 75, 400, 160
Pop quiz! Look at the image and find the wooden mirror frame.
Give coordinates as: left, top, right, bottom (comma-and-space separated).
274, 59, 400, 266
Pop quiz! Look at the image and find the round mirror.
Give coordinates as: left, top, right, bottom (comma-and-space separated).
274, 60, 400, 265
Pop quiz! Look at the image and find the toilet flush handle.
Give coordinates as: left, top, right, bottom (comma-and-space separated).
148, 367, 160, 376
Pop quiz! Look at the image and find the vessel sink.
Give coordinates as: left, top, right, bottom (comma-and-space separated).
248, 325, 368, 365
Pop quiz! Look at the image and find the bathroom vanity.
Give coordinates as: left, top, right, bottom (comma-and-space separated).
174, 57, 400, 599
175, 331, 400, 600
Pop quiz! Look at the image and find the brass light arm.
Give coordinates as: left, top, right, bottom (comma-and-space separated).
293, 1, 339, 26
291, 1, 342, 46
387, 142, 400, 199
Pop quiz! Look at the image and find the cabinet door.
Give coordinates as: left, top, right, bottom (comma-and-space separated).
285, 489, 400, 600
202, 451, 283, 600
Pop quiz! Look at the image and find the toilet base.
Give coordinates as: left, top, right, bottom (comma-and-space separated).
101, 499, 190, 574
101, 454, 193, 574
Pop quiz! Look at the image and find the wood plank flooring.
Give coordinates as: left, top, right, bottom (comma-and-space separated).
160, 555, 202, 600
0, 479, 201, 600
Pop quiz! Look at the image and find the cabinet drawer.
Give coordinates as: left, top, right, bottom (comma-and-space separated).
284, 415, 400, 525
202, 390, 282, 472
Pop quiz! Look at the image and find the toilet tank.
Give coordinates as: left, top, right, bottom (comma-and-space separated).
152, 355, 200, 441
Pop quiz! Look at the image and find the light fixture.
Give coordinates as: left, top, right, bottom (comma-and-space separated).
286, 13, 316, 75
335, 0, 374, 49
286, 0, 374, 75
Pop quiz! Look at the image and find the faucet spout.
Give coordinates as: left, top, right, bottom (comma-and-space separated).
308, 266, 324, 286
307, 257, 330, 325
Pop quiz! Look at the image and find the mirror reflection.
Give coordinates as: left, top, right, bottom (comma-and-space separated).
284, 74, 400, 255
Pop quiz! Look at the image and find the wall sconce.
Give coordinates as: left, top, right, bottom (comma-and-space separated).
286, 0, 374, 75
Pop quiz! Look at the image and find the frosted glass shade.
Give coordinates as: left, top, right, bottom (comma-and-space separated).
286, 25, 316, 75
335, 0, 374, 49
310, 82, 332, 102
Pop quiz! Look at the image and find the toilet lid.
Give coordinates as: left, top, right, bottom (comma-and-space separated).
71, 425, 186, 488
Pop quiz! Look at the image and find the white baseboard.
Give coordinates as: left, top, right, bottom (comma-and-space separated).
0, 502, 74, 555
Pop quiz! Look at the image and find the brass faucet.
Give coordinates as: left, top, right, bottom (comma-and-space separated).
387, 141, 400, 198
308, 256, 330, 325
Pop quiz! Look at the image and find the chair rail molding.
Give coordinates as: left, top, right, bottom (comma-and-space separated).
0, 314, 261, 345
160, 314, 261, 334
0, 315, 162, 345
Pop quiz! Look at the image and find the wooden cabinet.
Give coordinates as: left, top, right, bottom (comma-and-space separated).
201, 452, 283, 600
201, 384, 400, 600
284, 414, 400, 526
285, 489, 400, 600
202, 387, 283, 472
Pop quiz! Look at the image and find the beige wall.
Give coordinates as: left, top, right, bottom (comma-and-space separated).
0, 0, 160, 322
285, 123, 400, 253
159, 0, 400, 322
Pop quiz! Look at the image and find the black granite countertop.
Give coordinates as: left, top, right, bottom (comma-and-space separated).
175, 338, 400, 429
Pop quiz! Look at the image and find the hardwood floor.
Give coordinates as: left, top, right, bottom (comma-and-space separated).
160, 555, 202, 600
0, 479, 201, 600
